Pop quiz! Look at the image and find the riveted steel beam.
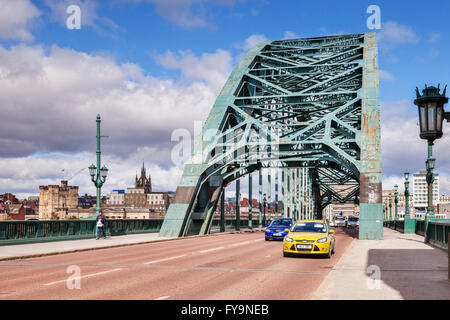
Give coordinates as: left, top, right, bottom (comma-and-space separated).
159, 33, 381, 239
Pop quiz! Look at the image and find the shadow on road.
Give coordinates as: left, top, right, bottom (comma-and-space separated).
367, 248, 450, 300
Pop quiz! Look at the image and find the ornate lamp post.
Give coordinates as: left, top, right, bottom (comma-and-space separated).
89, 115, 108, 218
414, 84, 449, 219
403, 170, 415, 233
388, 193, 392, 223
394, 184, 399, 222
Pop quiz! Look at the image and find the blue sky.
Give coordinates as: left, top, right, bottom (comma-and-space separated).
1, 0, 450, 197
26, 0, 449, 101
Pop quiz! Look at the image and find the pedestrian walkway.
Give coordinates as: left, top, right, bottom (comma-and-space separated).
311, 227, 450, 300
0, 227, 259, 261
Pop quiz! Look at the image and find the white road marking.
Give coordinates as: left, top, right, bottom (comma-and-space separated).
199, 247, 225, 254
43, 268, 122, 286
154, 296, 170, 300
230, 241, 251, 247
252, 239, 264, 242
143, 254, 187, 265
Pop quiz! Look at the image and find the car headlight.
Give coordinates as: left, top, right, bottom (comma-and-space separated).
265, 229, 271, 233
317, 237, 328, 243
284, 236, 293, 242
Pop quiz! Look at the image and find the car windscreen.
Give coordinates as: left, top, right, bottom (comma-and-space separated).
291, 222, 327, 233
348, 217, 358, 221
335, 217, 345, 220
270, 219, 292, 226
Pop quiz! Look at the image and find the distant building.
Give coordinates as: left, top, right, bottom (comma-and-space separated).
124, 187, 147, 207
39, 180, 79, 220
146, 192, 170, 215
135, 163, 152, 193
0, 203, 25, 221
106, 190, 125, 206
1, 193, 19, 205
78, 193, 97, 208
332, 203, 358, 217
106, 163, 170, 216
437, 203, 450, 219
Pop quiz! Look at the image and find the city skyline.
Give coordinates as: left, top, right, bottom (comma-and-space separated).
1, 0, 450, 199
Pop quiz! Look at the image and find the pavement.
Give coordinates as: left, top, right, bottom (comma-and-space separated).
311, 227, 450, 300
0, 227, 258, 261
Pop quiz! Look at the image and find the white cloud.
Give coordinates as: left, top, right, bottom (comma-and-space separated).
282, 30, 299, 40
154, 49, 234, 93
119, 0, 239, 29
0, 152, 184, 198
427, 32, 441, 43
235, 33, 269, 51
380, 99, 450, 195
0, 0, 41, 42
44, 0, 120, 35
377, 21, 419, 50
0, 43, 236, 196
379, 70, 394, 81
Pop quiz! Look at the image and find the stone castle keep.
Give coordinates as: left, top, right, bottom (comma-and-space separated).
39, 180, 79, 220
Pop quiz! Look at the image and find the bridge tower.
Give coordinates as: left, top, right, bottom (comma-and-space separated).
160, 33, 382, 240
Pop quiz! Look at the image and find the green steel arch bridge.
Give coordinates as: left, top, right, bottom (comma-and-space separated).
160, 33, 382, 240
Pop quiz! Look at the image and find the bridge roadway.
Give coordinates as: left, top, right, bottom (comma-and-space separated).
0, 228, 356, 300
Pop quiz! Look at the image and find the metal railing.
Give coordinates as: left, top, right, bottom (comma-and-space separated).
425, 219, 450, 250
0, 217, 263, 246
383, 219, 404, 232
415, 219, 426, 236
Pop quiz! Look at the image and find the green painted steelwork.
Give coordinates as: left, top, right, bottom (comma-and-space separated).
160, 33, 382, 239
0, 218, 258, 246
0, 219, 162, 246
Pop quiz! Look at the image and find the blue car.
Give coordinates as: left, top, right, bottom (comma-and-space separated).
265, 218, 294, 241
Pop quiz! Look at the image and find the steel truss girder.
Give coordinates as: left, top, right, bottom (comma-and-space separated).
159, 33, 381, 239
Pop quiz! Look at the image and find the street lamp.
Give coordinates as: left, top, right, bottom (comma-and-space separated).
404, 171, 410, 218
89, 114, 108, 217
394, 184, 398, 222
403, 170, 415, 233
414, 84, 449, 219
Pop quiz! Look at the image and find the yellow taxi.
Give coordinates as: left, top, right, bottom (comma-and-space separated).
282, 220, 335, 258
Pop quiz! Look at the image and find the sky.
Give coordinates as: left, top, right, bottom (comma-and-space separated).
0, 0, 450, 199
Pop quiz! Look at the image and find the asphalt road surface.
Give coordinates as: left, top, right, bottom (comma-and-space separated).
0, 227, 357, 300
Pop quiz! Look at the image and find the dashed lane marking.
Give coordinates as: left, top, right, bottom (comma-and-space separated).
43, 268, 122, 286
199, 247, 225, 254
144, 255, 187, 265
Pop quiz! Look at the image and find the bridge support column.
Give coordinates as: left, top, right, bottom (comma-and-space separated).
220, 189, 225, 232
359, 33, 383, 240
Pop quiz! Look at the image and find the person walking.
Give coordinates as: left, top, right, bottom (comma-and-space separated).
96, 211, 107, 239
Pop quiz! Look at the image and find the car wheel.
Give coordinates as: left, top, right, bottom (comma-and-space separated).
283, 252, 290, 257
265, 237, 269, 241
331, 244, 335, 254
325, 248, 332, 259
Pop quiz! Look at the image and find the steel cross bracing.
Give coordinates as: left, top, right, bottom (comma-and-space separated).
160, 33, 382, 239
